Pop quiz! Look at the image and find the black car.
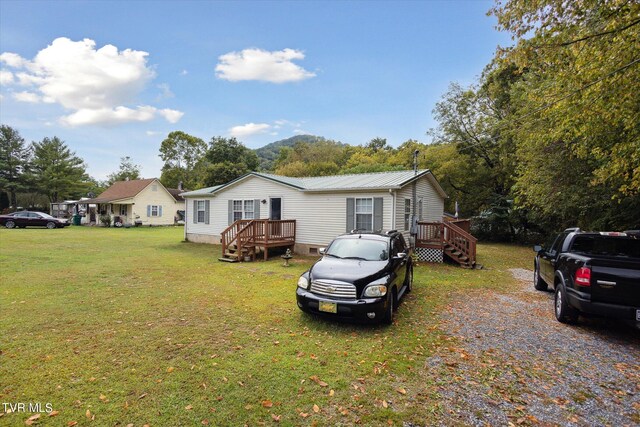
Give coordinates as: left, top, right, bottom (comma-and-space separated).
0, 211, 69, 229
296, 230, 413, 324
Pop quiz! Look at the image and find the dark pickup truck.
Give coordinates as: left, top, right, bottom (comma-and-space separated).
533, 228, 640, 324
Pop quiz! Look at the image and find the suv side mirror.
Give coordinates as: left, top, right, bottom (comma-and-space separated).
533, 245, 542, 253
319, 248, 326, 255
394, 252, 407, 260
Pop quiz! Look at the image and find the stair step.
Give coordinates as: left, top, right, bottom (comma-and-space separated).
224, 252, 239, 258
218, 257, 239, 263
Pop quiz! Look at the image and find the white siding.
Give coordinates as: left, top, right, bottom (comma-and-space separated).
394, 175, 445, 242
185, 175, 394, 247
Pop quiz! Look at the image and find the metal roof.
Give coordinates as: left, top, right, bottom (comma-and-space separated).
182, 170, 447, 198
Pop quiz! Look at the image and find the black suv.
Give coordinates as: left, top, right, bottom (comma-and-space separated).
296, 230, 413, 324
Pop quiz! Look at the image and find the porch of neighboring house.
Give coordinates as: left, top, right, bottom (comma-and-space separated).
416, 220, 478, 268
96, 203, 134, 226
219, 219, 297, 262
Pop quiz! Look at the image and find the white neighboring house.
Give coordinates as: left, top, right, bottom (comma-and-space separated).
181, 170, 447, 257
83, 178, 185, 226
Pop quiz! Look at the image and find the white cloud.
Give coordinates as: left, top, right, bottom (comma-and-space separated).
229, 122, 272, 138
1, 37, 184, 126
0, 52, 27, 68
158, 108, 183, 123
13, 91, 41, 103
157, 83, 174, 99
215, 48, 315, 83
0, 70, 14, 85
146, 130, 163, 136
180, 69, 188, 76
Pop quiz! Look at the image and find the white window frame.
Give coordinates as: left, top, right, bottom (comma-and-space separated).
355, 197, 373, 231
233, 200, 255, 221
151, 205, 160, 217
119, 205, 128, 216
404, 199, 411, 230
196, 200, 206, 223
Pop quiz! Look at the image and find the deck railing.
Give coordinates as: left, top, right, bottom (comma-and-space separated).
221, 219, 296, 260
416, 221, 477, 266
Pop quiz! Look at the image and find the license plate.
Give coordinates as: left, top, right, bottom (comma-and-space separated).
319, 301, 337, 314
636, 309, 640, 322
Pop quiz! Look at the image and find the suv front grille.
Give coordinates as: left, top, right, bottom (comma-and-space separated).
310, 280, 357, 299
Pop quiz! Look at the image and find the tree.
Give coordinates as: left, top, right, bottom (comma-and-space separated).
31, 137, 89, 203
107, 156, 141, 184
159, 131, 207, 189
273, 139, 349, 177
0, 125, 31, 209
201, 137, 259, 186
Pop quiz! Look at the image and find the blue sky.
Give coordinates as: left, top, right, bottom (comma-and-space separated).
0, 0, 511, 180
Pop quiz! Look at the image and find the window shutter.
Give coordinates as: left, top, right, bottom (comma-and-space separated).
346, 198, 355, 232
158, 206, 163, 217
254, 199, 260, 219
146, 205, 151, 217
373, 197, 383, 231
205, 200, 210, 225
228, 200, 233, 225
193, 200, 198, 223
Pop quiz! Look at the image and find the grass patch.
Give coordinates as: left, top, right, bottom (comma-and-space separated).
0, 226, 531, 425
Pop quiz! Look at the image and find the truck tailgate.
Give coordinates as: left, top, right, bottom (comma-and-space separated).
590, 258, 640, 306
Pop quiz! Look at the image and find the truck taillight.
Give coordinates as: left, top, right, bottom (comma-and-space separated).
575, 267, 591, 286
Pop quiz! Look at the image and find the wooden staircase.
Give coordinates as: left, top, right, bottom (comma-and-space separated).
220, 219, 296, 262
416, 221, 477, 268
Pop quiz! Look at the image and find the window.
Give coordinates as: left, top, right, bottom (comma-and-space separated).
151, 205, 159, 217
232, 200, 256, 221
355, 198, 373, 231
119, 205, 127, 216
418, 198, 423, 220
404, 199, 411, 230
197, 200, 206, 223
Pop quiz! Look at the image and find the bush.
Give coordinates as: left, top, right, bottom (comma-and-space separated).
99, 214, 112, 227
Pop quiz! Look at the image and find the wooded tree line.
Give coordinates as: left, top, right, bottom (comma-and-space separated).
1, 1, 637, 240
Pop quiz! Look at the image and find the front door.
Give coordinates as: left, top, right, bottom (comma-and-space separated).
270, 198, 282, 220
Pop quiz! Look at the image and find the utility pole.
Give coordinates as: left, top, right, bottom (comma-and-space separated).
410, 149, 419, 250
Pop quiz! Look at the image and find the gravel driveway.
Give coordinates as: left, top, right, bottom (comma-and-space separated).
424, 268, 639, 426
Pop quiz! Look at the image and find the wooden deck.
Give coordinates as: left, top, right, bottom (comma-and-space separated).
416, 221, 477, 268
220, 219, 296, 262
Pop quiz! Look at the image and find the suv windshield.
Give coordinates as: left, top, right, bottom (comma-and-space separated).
326, 238, 388, 261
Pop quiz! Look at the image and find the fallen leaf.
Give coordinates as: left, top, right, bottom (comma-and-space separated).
271, 414, 281, 422
185, 404, 193, 410
310, 375, 328, 387
299, 412, 309, 418
138, 393, 147, 399
167, 367, 174, 373
25, 413, 41, 425
67, 422, 78, 427
329, 389, 335, 397
396, 387, 407, 395
202, 420, 209, 425
48, 411, 59, 417
382, 400, 388, 408
313, 404, 320, 413
99, 394, 107, 402
85, 410, 91, 419
262, 400, 273, 408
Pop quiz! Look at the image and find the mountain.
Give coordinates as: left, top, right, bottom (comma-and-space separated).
255, 135, 333, 171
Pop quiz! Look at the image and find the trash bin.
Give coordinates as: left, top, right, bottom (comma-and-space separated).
72, 214, 82, 226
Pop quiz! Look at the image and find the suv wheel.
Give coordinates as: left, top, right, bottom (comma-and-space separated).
555, 285, 578, 324
383, 291, 395, 325
533, 262, 547, 291
405, 264, 413, 293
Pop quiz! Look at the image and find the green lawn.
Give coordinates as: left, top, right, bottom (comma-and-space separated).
0, 226, 531, 426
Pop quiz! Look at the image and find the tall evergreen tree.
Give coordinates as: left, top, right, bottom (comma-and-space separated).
0, 125, 32, 209
31, 137, 89, 203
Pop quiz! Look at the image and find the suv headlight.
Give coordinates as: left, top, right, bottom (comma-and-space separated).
297, 276, 309, 290
363, 284, 387, 297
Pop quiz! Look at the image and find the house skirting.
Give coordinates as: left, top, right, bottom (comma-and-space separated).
416, 247, 443, 263
186, 233, 220, 244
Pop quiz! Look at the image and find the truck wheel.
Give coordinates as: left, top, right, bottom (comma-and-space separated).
555, 285, 578, 324
533, 262, 547, 291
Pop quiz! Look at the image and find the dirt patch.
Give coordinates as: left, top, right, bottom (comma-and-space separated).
423, 268, 640, 426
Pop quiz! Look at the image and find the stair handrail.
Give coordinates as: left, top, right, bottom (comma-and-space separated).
443, 221, 477, 266
221, 219, 251, 255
